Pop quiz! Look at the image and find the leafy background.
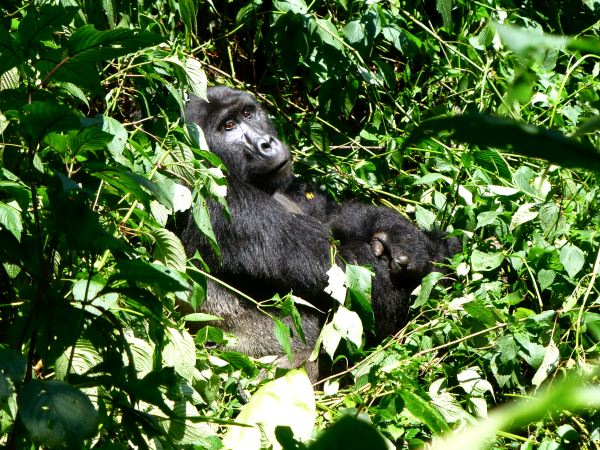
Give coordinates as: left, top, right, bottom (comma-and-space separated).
1, 0, 600, 449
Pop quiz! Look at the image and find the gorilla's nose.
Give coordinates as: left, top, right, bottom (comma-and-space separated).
257, 136, 275, 155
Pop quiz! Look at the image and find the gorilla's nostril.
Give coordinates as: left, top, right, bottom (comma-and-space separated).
258, 136, 275, 153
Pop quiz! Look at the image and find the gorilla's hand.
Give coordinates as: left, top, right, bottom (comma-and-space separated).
371, 231, 410, 277
369, 226, 436, 283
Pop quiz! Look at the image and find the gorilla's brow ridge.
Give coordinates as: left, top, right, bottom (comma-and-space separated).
209, 93, 258, 129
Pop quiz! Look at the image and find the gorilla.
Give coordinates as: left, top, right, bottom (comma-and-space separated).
181, 86, 458, 377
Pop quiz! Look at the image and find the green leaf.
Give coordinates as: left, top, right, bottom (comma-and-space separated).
18, 380, 99, 448
67, 26, 164, 63
18, 5, 78, 56
0, 372, 10, 404
332, 306, 363, 348
178, 0, 198, 40
436, 0, 453, 29
345, 264, 374, 331
510, 202, 539, 230
183, 312, 223, 322
495, 22, 600, 57
274, 318, 293, 361
382, 26, 403, 52
192, 196, 221, 258
162, 327, 196, 381
398, 390, 450, 434
471, 249, 504, 272
0, 348, 27, 383
308, 415, 388, 450
497, 335, 518, 364
20, 102, 80, 146
415, 205, 436, 231
82, 115, 128, 165
93, 170, 159, 208
404, 114, 600, 172
531, 341, 560, 388
494, 23, 566, 57
320, 321, 342, 358
153, 228, 187, 272
72, 279, 105, 302
343, 21, 364, 44
537, 269, 556, 291
0, 201, 22, 241
476, 210, 501, 229
463, 300, 498, 327
112, 260, 188, 292
185, 58, 207, 99
0, 29, 22, 75
44, 127, 114, 158
559, 244, 585, 279
273, 0, 308, 14
55, 341, 102, 379
574, 115, 600, 136
315, 18, 344, 51
223, 369, 315, 450
282, 296, 307, 343
413, 271, 445, 308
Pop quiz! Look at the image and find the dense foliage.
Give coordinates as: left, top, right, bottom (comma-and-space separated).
1, 0, 600, 449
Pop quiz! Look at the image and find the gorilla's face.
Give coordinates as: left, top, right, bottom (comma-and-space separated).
186, 87, 292, 192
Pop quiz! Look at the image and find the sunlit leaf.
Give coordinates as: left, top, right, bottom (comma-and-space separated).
471, 249, 504, 272
0, 201, 22, 241
153, 228, 187, 272
223, 369, 315, 450
559, 244, 585, 279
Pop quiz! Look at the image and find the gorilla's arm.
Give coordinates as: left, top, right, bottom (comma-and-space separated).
181, 178, 334, 305
328, 202, 456, 277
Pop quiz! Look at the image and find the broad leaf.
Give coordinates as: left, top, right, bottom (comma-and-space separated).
18, 380, 99, 448
153, 228, 187, 272
559, 244, 585, 279
471, 249, 504, 272
308, 415, 388, 450
223, 369, 315, 450
67, 26, 164, 63
404, 114, 600, 172
0, 201, 22, 241
112, 260, 188, 292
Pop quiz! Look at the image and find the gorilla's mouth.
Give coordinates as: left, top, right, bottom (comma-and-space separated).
271, 158, 291, 175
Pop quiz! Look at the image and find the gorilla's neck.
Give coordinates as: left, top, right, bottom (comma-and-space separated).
248, 164, 294, 195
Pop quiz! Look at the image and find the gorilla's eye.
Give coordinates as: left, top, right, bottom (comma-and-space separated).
242, 106, 253, 119
223, 120, 236, 131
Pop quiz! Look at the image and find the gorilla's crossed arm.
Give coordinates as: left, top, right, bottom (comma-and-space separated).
181, 86, 458, 366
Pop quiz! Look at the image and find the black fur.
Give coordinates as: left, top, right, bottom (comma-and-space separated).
181, 86, 458, 375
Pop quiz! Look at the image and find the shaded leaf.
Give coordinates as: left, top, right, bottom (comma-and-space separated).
18, 380, 99, 448
67, 26, 164, 63
112, 260, 188, 292
18, 5, 78, 56
404, 114, 600, 172
308, 415, 388, 450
